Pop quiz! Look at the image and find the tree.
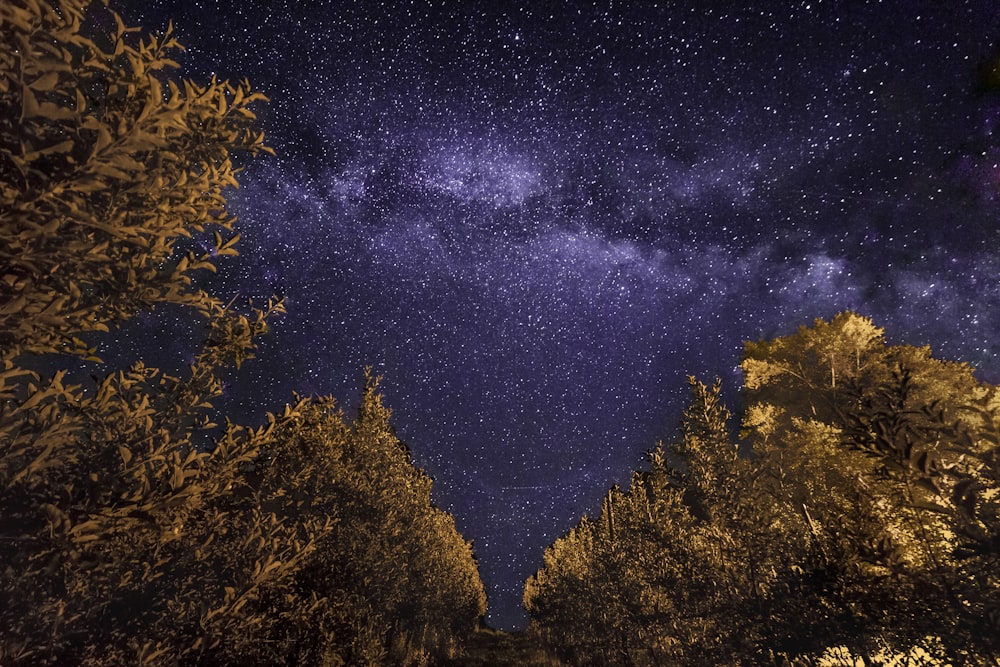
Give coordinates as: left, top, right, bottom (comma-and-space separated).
674, 376, 738, 520
741, 312, 886, 430
1, 2, 289, 663
229, 375, 487, 665
1, 4, 487, 664
743, 312, 993, 663
1, 0, 270, 361
840, 367, 1000, 662
525, 379, 765, 666
527, 314, 992, 664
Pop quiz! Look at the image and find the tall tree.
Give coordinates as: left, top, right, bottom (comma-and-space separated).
742, 312, 994, 662
525, 379, 764, 665
527, 313, 993, 664
235, 375, 487, 665
1, 2, 283, 663
741, 312, 886, 430
1, 3, 487, 664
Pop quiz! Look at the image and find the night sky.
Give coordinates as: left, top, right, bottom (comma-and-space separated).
127, 1, 1000, 630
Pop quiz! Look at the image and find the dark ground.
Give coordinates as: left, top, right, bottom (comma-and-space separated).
445, 628, 562, 666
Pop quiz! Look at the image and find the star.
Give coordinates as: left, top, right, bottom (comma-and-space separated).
131, 0, 1000, 630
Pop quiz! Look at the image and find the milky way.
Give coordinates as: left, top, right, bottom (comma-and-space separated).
134, 1, 1000, 628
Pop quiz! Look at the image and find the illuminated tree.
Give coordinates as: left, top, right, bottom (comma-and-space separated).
840, 367, 1000, 661
232, 376, 487, 665
1, 1, 288, 663
527, 314, 994, 664
741, 311, 886, 431
0, 3, 485, 665
0, 0, 270, 361
526, 379, 765, 665
740, 314, 992, 660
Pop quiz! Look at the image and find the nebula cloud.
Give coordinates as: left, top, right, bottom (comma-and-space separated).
134, 0, 1000, 629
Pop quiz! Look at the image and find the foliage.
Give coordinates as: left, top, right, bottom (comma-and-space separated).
248, 373, 487, 665
1, 0, 271, 361
525, 378, 770, 665
1, 2, 486, 664
525, 312, 1000, 665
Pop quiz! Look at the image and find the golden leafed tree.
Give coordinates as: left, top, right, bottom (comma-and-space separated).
527, 315, 1000, 664
0, 2, 308, 665
2, 4, 487, 665
1, 0, 271, 360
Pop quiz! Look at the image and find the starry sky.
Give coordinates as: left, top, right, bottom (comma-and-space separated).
127, 1, 1000, 630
